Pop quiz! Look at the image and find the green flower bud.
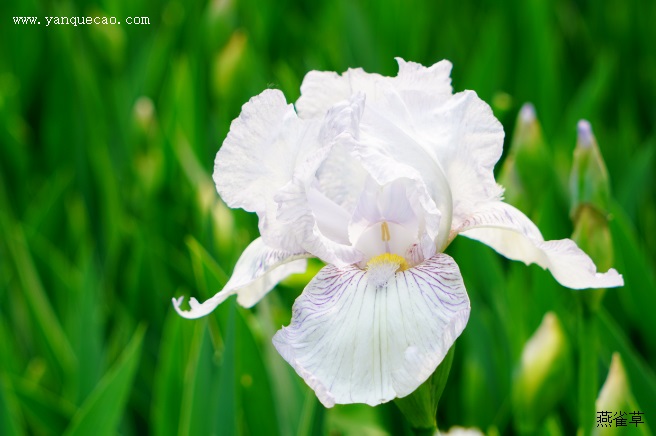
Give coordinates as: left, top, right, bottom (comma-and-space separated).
593, 353, 650, 436
570, 121, 615, 310
88, 9, 126, 71
212, 30, 248, 100
499, 103, 553, 213
596, 353, 632, 414
513, 313, 571, 434
569, 120, 611, 220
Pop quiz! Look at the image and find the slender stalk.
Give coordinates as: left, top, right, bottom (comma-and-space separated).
577, 297, 598, 436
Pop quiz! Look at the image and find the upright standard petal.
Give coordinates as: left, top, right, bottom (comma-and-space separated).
173, 238, 309, 319
297, 59, 504, 240
272, 95, 367, 267
296, 58, 453, 119
454, 201, 623, 289
272, 254, 470, 407
214, 89, 321, 252
357, 83, 504, 234
296, 67, 385, 119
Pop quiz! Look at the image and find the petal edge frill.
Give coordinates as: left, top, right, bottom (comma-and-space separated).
214, 89, 322, 253
173, 238, 309, 318
456, 201, 623, 289
272, 254, 470, 407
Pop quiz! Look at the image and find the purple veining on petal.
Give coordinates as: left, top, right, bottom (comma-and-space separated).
272, 253, 470, 407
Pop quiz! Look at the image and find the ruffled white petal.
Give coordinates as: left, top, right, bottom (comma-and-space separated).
272, 254, 470, 407
298, 60, 505, 242
358, 83, 503, 230
296, 68, 385, 119
296, 58, 453, 119
213, 89, 322, 252
315, 140, 369, 214
214, 89, 302, 213
455, 201, 623, 289
427, 90, 505, 226
393, 57, 453, 95
173, 238, 309, 318
275, 178, 363, 267
350, 120, 448, 252
272, 96, 366, 266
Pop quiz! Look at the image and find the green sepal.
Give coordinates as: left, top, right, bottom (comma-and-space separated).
394, 344, 456, 433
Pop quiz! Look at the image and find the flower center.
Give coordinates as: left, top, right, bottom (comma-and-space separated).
366, 253, 409, 272
365, 253, 409, 288
354, 220, 417, 266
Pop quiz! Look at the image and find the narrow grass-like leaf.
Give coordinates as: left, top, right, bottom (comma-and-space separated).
0, 186, 77, 383
63, 325, 146, 436
608, 203, 656, 341
11, 376, 76, 436
213, 303, 239, 436
177, 318, 220, 436
0, 376, 25, 436
236, 308, 280, 436
151, 309, 195, 436
257, 297, 309, 435
185, 235, 229, 298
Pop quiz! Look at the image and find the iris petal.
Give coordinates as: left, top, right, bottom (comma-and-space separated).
173, 238, 309, 318
213, 89, 322, 253
272, 254, 470, 407
455, 201, 623, 289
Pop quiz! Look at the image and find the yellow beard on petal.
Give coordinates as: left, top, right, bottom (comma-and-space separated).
365, 253, 410, 288
366, 253, 410, 273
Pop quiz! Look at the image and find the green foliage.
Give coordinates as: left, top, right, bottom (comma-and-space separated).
1, 0, 654, 434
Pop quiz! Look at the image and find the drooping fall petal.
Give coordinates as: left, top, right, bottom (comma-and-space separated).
455, 201, 623, 289
273, 254, 470, 406
173, 238, 308, 318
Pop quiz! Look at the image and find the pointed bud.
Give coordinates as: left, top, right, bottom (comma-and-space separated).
596, 353, 633, 413
570, 121, 615, 310
133, 96, 156, 133
394, 344, 455, 433
499, 103, 553, 213
513, 313, 571, 433
212, 30, 248, 100
593, 353, 647, 436
88, 9, 126, 70
570, 120, 611, 220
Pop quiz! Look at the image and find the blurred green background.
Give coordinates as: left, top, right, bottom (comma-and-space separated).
1, 0, 655, 434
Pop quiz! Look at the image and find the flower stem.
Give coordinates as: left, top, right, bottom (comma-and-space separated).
577, 297, 598, 436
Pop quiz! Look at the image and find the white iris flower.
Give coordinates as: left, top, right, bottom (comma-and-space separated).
173, 59, 623, 407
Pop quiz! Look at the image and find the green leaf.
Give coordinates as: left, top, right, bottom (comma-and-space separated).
0, 186, 77, 384
151, 310, 195, 436
11, 375, 75, 436
213, 303, 239, 436
0, 375, 25, 436
63, 325, 146, 436
235, 308, 280, 436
